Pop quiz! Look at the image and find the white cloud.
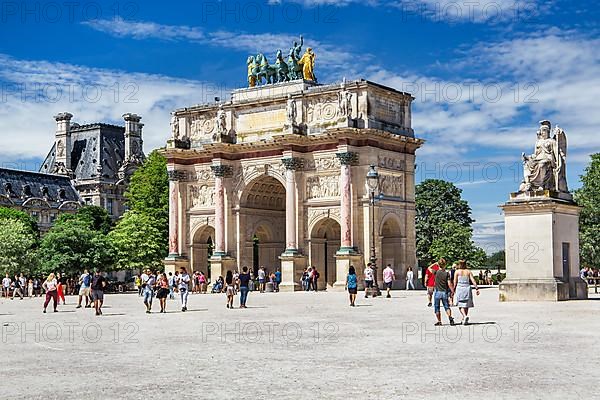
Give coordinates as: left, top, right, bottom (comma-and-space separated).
0, 54, 216, 161
82, 18, 360, 79
268, 0, 546, 23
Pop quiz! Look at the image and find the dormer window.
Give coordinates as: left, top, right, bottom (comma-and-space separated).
22, 184, 32, 197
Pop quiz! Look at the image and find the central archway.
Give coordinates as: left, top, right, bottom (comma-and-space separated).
310, 218, 341, 290
191, 225, 215, 278
239, 175, 286, 276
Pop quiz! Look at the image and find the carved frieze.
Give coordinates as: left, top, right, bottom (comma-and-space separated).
379, 174, 404, 198
189, 185, 215, 208
306, 175, 340, 199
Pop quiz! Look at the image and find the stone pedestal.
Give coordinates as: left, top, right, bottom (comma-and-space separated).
499, 197, 587, 301
279, 253, 306, 292
333, 253, 363, 291
163, 256, 189, 276
208, 254, 236, 289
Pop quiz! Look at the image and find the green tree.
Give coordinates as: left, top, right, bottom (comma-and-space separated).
487, 250, 506, 272
0, 206, 39, 236
416, 179, 474, 264
428, 221, 476, 265
109, 211, 167, 270
575, 153, 600, 269
38, 216, 114, 276
125, 150, 169, 224
119, 150, 169, 267
0, 219, 38, 276
75, 205, 113, 234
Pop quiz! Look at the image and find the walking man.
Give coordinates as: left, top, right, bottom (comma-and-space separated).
143, 270, 156, 314
77, 269, 92, 308
177, 267, 191, 312
433, 261, 455, 326
425, 258, 445, 307
383, 264, 395, 298
364, 263, 375, 298
91, 270, 107, 316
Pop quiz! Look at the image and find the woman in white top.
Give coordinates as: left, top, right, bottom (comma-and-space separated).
406, 267, 415, 290
42, 273, 59, 313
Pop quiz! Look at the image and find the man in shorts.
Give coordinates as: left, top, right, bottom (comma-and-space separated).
77, 269, 92, 309
2, 273, 11, 298
364, 263, 375, 298
383, 264, 395, 298
433, 261, 454, 326
258, 266, 266, 293
91, 270, 107, 316
425, 258, 445, 307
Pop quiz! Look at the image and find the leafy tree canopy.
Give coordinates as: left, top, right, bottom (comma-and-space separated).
416, 179, 474, 264
575, 153, 600, 269
0, 219, 38, 276
0, 206, 39, 236
109, 211, 167, 270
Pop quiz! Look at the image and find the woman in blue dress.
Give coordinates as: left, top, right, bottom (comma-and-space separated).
453, 260, 480, 325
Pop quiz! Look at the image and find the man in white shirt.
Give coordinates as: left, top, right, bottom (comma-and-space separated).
177, 268, 191, 312
383, 264, 395, 298
258, 267, 266, 293
364, 264, 374, 298
2, 274, 11, 298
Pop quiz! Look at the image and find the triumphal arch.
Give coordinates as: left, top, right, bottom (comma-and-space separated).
163, 45, 422, 290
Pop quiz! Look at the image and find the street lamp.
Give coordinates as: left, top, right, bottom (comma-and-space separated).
366, 164, 381, 296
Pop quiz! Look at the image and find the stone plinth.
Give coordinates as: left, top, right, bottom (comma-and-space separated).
333, 253, 363, 291
163, 256, 189, 276
279, 253, 307, 292
208, 254, 236, 289
499, 198, 587, 301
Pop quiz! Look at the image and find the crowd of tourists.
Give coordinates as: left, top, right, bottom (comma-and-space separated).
3, 258, 485, 325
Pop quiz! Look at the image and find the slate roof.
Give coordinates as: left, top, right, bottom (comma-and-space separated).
0, 168, 81, 207
39, 123, 127, 181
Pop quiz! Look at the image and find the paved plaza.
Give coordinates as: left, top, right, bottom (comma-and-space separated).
1, 288, 599, 399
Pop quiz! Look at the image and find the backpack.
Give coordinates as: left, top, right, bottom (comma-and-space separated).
83, 274, 91, 287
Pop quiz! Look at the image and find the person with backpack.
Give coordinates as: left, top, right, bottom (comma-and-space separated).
346, 266, 358, 307
76, 269, 92, 309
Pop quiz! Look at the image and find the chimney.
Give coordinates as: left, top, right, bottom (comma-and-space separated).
54, 112, 73, 172
122, 113, 143, 162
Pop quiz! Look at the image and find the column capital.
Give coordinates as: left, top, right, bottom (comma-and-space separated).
336, 152, 359, 166
282, 157, 304, 171
167, 170, 186, 181
211, 165, 233, 178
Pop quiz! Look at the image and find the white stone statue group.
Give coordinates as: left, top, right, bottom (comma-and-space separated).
519, 120, 568, 194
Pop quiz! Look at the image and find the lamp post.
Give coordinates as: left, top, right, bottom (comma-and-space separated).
366, 165, 380, 296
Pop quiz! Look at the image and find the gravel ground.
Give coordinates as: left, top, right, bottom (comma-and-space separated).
1, 287, 599, 400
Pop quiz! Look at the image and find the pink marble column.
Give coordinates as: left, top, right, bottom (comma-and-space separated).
168, 170, 181, 256
336, 152, 357, 252
282, 158, 302, 253
211, 165, 230, 255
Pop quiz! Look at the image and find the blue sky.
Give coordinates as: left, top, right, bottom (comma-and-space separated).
1, 0, 599, 251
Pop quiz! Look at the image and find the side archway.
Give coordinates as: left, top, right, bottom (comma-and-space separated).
380, 213, 404, 288
309, 217, 341, 289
